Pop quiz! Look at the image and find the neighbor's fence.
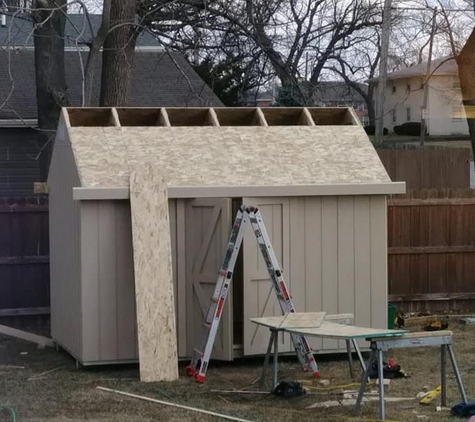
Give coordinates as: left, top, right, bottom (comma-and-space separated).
388, 188, 475, 312
377, 148, 471, 190
0, 195, 50, 316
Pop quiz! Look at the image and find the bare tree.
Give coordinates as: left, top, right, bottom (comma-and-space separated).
140, 0, 382, 104
31, 0, 69, 181
99, 0, 140, 106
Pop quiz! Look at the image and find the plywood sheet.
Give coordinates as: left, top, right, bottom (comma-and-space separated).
269, 321, 407, 340
68, 126, 391, 189
249, 312, 326, 329
129, 165, 178, 382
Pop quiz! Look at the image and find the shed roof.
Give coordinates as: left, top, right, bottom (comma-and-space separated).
58, 107, 404, 198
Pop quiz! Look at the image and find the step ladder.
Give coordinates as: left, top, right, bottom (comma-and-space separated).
186, 205, 320, 383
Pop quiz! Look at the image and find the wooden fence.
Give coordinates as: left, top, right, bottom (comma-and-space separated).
378, 148, 471, 190
0, 196, 50, 316
388, 189, 475, 312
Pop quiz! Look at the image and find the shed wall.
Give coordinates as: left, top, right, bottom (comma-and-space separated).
243, 195, 387, 355
78, 199, 179, 364
49, 125, 82, 359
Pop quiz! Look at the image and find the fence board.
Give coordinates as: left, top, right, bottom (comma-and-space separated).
0, 196, 50, 315
389, 189, 475, 312
378, 148, 470, 190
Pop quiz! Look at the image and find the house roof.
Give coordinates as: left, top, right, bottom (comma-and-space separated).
57, 107, 404, 197
0, 50, 223, 120
0, 13, 158, 48
385, 57, 458, 80
312, 81, 367, 103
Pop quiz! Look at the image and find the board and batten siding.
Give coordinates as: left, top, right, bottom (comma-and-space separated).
78, 199, 181, 364
243, 195, 387, 355
49, 123, 82, 359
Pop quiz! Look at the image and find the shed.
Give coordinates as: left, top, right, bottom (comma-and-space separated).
48, 106, 405, 366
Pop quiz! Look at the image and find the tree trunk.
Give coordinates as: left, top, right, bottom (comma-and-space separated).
457, 27, 475, 157
367, 81, 376, 125
32, 0, 69, 181
99, 0, 139, 106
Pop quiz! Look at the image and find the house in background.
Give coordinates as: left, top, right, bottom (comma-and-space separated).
312, 81, 369, 125
245, 82, 369, 125
0, 13, 222, 196
381, 57, 468, 135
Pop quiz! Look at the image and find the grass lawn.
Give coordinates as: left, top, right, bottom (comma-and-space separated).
1, 320, 474, 421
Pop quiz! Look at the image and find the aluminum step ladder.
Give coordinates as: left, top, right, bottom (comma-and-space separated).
186, 205, 320, 383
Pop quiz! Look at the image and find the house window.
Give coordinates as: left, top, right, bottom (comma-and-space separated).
392, 107, 397, 123
406, 107, 411, 122
406, 84, 411, 93
392, 85, 396, 94
452, 105, 464, 122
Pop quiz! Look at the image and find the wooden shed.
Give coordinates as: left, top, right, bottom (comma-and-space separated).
48, 106, 405, 366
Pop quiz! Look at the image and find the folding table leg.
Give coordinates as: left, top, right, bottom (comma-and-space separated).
377, 348, 386, 420
447, 344, 468, 403
441, 345, 447, 407
259, 330, 276, 391
352, 339, 367, 372
272, 331, 279, 389
354, 348, 375, 416
346, 339, 355, 379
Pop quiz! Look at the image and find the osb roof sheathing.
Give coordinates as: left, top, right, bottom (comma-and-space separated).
66, 124, 391, 189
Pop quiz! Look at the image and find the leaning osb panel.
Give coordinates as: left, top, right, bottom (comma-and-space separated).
130, 165, 178, 382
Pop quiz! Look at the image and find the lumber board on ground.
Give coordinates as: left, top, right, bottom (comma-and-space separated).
129, 165, 178, 382
0, 324, 55, 347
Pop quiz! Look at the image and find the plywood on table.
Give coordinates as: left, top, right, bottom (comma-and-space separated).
250, 312, 327, 329
250, 320, 407, 340
67, 126, 391, 189
129, 165, 178, 382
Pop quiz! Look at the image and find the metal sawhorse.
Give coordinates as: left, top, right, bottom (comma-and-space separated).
355, 330, 468, 420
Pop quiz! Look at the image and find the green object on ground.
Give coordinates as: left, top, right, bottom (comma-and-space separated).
0, 404, 16, 422
388, 303, 397, 329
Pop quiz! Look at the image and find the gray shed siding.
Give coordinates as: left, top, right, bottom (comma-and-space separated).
243, 195, 387, 355
78, 199, 179, 365
49, 123, 82, 359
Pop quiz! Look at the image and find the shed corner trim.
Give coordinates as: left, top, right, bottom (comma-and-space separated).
73, 187, 129, 201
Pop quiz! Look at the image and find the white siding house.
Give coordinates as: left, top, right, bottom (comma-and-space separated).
382, 58, 468, 136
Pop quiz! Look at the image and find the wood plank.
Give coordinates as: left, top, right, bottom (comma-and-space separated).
388, 246, 475, 254
80, 202, 101, 362
370, 196, 387, 329
388, 292, 475, 302
129, 166, 178, 382
0, 205, 49, 213
0, 256, 49, 265
389, 198, 475, 206
354, 197, 372, 331
321, 197, 338, 350
115, 201, 137, 360
304, 197, 323, 351
176, 200, 187, 358
98, 202, 118, 360
337, 197, 355, 349
0, 324, 54, 347
0, 307, 50, 317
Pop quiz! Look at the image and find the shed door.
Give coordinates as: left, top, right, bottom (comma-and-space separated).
185, 198, 233, 360
243, 198, 292, 355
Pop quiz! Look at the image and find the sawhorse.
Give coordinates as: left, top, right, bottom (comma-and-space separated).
355, 330, 467, 420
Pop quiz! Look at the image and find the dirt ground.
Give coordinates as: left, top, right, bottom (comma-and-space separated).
1, 321, 475, 422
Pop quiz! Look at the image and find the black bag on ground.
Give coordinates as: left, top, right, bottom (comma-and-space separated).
272, 381, 306, 397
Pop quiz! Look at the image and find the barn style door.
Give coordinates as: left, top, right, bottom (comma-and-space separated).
243, 198, 292, 355
185, 198, 233, 360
